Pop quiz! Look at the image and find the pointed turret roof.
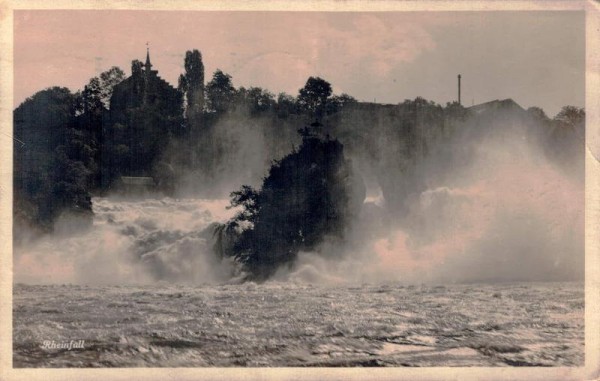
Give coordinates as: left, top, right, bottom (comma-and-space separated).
145, 46, 152, 70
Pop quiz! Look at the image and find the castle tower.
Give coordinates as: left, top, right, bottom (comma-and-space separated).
145, 46, 152, 73
143, 46, 152, 106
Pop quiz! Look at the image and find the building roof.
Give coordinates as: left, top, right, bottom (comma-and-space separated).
467, 98, 524, 115
120, 176, 155, 186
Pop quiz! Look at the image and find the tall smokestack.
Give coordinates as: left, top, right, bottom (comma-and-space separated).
458, 74, 462, 105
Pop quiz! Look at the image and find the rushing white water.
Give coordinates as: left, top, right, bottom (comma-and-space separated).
13, 121, 584, 286
14, 196, 238, 285
14, 159, 583, 286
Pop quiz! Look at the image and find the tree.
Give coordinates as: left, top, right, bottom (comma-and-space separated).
553, 106, 585, 129
547, 105, 585, 173
326, 93, 357, 114
81, 77, 103, 117
228, 185, 260, 223
235, 86, 275, 114
276, 92, 298, 118
77, 67, 125, 189
178, 49, 205, 119
215, 127, 365, 281
98, 66, 126, 109
297, 76, 333, 119
444, 101, 465, 115
527, 106, 549, 122
206, 69, 236, 113
131, 60, 143, 77
13, 87, 93, 235
81, 67, 125, 113
551, 105, 585, 149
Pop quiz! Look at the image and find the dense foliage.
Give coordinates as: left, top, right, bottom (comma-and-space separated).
14, 87, 94, 236
215, 125, 365, 281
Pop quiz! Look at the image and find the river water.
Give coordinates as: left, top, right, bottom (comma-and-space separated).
12, 196, 584, 367
13, 281, 583, 367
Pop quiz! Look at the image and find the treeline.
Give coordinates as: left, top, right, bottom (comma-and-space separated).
13, 48, 585, 241
12, 48, 359, 238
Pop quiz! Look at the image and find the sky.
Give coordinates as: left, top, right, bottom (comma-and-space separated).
14, 10, 584, 117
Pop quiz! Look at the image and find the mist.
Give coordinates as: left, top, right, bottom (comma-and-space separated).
13, 198, 240, 285
161, 108, 301, 199
270, 104, 584, 284
13, 99, 584, 286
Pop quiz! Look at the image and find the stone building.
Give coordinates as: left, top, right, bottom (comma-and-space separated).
109, 49, 182, 114
101, 49, 183, 187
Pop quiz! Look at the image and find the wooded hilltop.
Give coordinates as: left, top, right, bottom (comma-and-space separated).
14, 48, 585, 249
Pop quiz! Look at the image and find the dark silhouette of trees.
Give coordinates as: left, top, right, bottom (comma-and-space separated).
444, 101, 467, 120
80, 67, 125, 115
297, 76, 333, 120
75, 67, 125, 188
81, 77, 104, 117
206, 69, 236, 113
275, 92, 298, 118
326, 93, 357, 115
214, 125, 364, 281
545, 106, 585, 177
98, 67, 126, 109
235, 86, 276, 114
527, 106, 549, 122
131, 59, 143, 77
554, 106, 585, 129
14, 87, 93, 236
178, 49, 205, 124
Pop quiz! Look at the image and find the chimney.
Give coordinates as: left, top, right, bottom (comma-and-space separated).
458, 74, 461, 105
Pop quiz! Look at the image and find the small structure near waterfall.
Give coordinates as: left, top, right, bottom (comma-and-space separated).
114, 176, 156, 194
